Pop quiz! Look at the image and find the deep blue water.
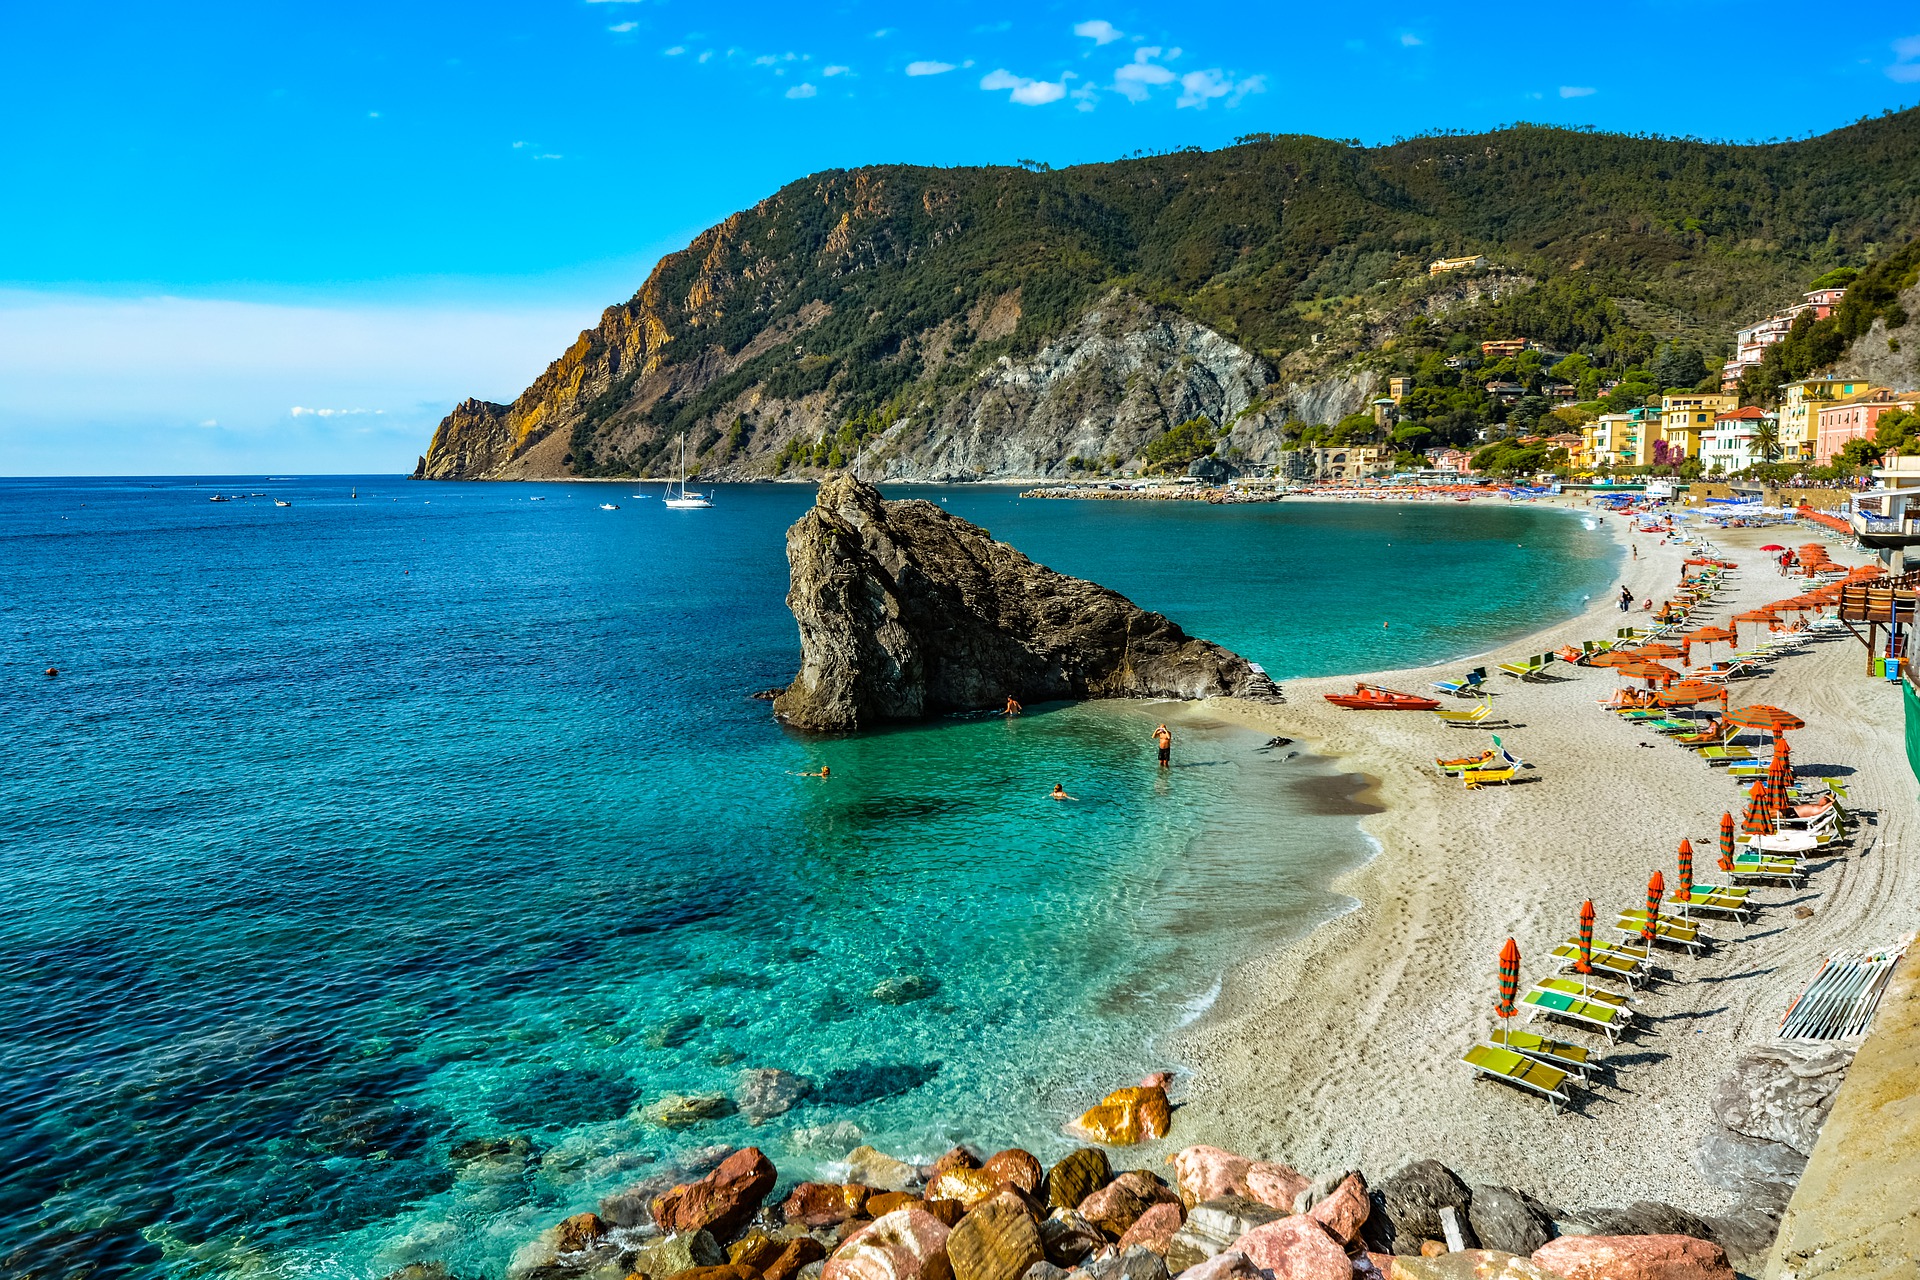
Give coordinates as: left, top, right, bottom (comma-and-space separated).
0, 478, 1616, 1280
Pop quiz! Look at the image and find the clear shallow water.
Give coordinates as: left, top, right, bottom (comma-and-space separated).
0, 479, 1614, 1280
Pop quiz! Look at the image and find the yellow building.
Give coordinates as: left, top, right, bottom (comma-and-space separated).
1780, 377, 1870, 462
1658, 393, 1738, 459
1583, 413, 1638, 469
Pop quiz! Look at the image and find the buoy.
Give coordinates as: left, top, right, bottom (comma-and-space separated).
45, 667, 58, 677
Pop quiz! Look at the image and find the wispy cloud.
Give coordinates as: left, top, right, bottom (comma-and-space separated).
981, 68, 1069, 105
872, 28, 893, 38
1889, 34, 1920, 82
1175, 69, 1235, 108
1400, 32, 1423, 46
1559, 85, 1596, 98
786, 82, 817, 98
291, 406, 383, 418
823, 64, 851, 76
1113, 46, 1175, 101
608, 22, 637, 33
906, 60, 957, 76
663, 44, 685, 55
1074, 19, 1123, 45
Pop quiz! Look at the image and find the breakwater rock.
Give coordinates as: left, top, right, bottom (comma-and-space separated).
772, 476, 1262, 732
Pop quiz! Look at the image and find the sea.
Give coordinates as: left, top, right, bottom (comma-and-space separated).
0, 478, 1618, 1280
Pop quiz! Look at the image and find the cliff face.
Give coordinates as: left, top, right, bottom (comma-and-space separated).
772, 475, 1257, 731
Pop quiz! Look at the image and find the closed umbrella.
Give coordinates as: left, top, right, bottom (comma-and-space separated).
1765, 747, 1795, 818
1742, 780, 1776, 838
1576, 900, 1596, 999
1719, 811, 1737, 872
1644, 870, 1665, 946
1676, 839, 1694, 917
1496, 937, 1520, 1032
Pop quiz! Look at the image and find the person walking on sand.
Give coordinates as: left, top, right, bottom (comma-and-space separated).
1618, 584, 1633, 613
1004, 694, 1023, 717
1153, 724, 1172, 769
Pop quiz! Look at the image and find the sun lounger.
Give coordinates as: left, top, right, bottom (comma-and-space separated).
1550, 941, 1647, 989
1614, 909, 1707, 956
1523, 987, 1629, 1042
1489, 1027, 1598, 1082
1726, 855, 1806, 887
1532, 976, 1633, 1009
1667, 889, 1754, 921
1432, 667, 1488, 698
1461, 1043, 1574, 1113
1433, 700, 1499, 727
1497, 654, 1555, 680
1694, 745, 1754, 765
1461, 767, 1516, 788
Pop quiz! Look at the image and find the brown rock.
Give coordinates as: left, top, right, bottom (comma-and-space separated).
1037, 1212, 1106, 1267
1046, 1149, 1113, 1211
947, 1192, 1046, 1280
1228, 1216, 1352, 1280
981, 1150, 1044, 1196
928, 1168, 1002, 1211
931, 1147, 984, 1180
924, 1200, 968, 1227
1387, 1251, 1564, 1279
1138, 1072, 1174, 1091
785, 1183, 875, 1229
823, 1208, 955, 1280
1078, 1172, 1181, 1239
1069, 1087, 1172, 1147
556, 1213, 611, 1254
1242, 1164, 1311, 1215
1420, 1242, 1449, 1258
763, 1238, 829, 1280
1175, 1250, 1262, 1280
1115, 1202, 1184, 1256
1168, 1147, 1252, 1207
663, 1268, 762, 1280
1304, 1174, 1368, 1245
1531, 1234, 1736, 1280
867, 1194, 922, 1219
846, 1147, 923, 1194
731, 1234, 787, 1270
654, 1148, 780, 1239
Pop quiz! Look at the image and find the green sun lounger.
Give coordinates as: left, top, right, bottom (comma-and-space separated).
1490, 1027, 1598, 1082
1727, 855, 1806, 887
1615, 909, 1707, 956
1550, 941, 1646, 988
1522, 988, 1628, 1042
1667, 889, 1753, 922
1532, 976, 1633, 1009
1695, 745, 1754, 765
1461, 1043, 1574, 1113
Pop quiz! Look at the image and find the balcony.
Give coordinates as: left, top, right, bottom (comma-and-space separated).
1852, 512, 1920, 547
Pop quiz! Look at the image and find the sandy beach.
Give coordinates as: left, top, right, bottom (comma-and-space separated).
1163, 506, 1920, 1215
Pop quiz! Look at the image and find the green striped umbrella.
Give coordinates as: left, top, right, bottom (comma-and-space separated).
1742, 781, 1776, 837
1763, 750, 1794, 826
1677, 839, 1694, 914
1496, 937, 1520, 1023
1643, 871, 1665, 944
1719, 812, 1737, 873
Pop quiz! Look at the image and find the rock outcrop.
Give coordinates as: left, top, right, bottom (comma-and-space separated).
772, 476, 1259, 731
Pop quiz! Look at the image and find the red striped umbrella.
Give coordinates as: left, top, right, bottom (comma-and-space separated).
1576, 901, 1595, 975
1719, 812, 1737, 872
1742, 781, 1776, 837
1496, 938, 1520, 1021
1729, 704, 1805, 737
1765, 749, 1794, 818
1677, 838, 1694, 902
1643, 871, 1664, 943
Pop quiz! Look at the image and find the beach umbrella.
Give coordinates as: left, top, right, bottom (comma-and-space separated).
1719, 812, 1737, 873
1576, 901, 1595, 974
1677, 839, 1695, 916
1644, 871, 1665, 945
1495, 937, 1521, 1028
1765, 749, 1795, 817
1742, 781, 1776, 838
1733, 609, 1783, 623
1631, 643, 1686, 660
1590, 651, 1644, 668
1615, 659, 1680, 687
1759, 544, 1786, 552
1728, 704, 1805, 738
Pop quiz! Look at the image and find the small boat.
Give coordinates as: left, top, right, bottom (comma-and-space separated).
274, 499, 292, 507
529, 496, 546, 502
662, 434, 713, 509
1324, 683, 1441, 711
208, 494, 230, 502
351, 487, 357, 498
600, 503, 619, 511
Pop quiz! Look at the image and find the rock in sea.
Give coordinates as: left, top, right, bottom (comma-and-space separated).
823, 1207, 955, 1280
772, 475, 1257, 731
1068, 1086, 1171, 1147
736, 1068, 814, 1125
1045, 1149, 1113, 1211
642, 1093, 738, 1129
784, 1182, 876, 1228
651, 1147, 779, 1238
947, 1190, 1046, 1280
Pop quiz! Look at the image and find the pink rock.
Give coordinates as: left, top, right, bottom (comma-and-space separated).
1116, 1201, 1185, 1255
1306, 1174, 1369, 1245
1140, 1071, 1175, 1090
1169, 1146, 1254, 1207
1243, 1163, 1313, 1214
1531, 1233, 1736, 1280
1179, 1250, 1262, 1280
1229, 1215, 1352, 1280
825, 1208, 955, 1280
1077, 1171, 1181, 1239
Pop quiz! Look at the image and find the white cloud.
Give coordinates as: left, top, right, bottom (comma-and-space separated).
1074, 19, 1122, 45
1559, 85, 1596, 98
199, 419, 218, 428
872, 28, 893, 37
1400, 32, 1422, 46
1228, 74, 1265, 106
906, 60, 957, 76
1176, 69, 1230, 108
698, 50, 713, 62
980, 68, 1069, 104
824, 64, 851, 76
291, 406, 382, 418
367, 111, 381, 118
786, 82, 817, 98
1113, 47, 1175, 101
663, 44, 685, 54
1890, 34, 1920, 81
608, 22, 636, 33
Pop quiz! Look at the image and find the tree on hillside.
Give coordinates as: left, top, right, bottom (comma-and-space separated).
1651, 344, 1708, 390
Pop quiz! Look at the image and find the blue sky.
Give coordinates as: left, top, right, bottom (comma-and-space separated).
3, 1, 1918, 474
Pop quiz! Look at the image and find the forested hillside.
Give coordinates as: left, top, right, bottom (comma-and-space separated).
417, 109, 1920, 482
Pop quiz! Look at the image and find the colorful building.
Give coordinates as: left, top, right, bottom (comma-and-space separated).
1720, 288, 1850, 390
1429, 255, 1488, 275
1659, 393, 1739, 460
1815, 390, 1916, 464
1702, 406, 1771, 475
1782, 377, 1871, 462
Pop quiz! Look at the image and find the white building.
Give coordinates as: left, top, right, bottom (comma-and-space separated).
1701, 407, 1772, 476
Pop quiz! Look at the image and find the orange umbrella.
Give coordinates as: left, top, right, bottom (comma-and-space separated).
1742, 781, 1775, 837
1589, 651, 1645, 668
1496, 938, 1520, 1024
1733, 609, 1782, 623
1615, 659, 1680, 686
1728, 704, 1805, 736
1719, 812, 1737, 872
1631, 643, 1686, 660
1660, 679, 1725, 704
1686, 625, 1736, 644
1676, 839, 1694, 915
1576, 901, 1595, 975
1644, 871, 1665, 945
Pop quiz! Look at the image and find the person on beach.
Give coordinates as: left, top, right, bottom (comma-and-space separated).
1051, 783, 1074, 801
1004, 695, 1023, 716
1619, 584, 1633, 612
1154, 724, 1172, 769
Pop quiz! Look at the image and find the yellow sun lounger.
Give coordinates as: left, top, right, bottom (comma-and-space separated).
1615, 909, 1707, 956
1667, 888, 1754, 921
1461, 1043, 1573, 1114
1550, 941, 1647, 989
1522, 988, 1628, 1042
1532, 976, 1634, 1010
1490, 1027, 1598, 1083
1461, 767, 1517, 788
1433, 700, 1498, 728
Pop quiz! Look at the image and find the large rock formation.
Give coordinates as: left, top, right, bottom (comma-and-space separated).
772, 476, 1258, 731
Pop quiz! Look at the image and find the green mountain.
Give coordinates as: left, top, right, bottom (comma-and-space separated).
416, 109, 1920, 482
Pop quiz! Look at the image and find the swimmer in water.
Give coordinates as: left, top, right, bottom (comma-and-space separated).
1051, 783, 1074, 801
1154, 724, 1172, 769
1005, 695, 1023, 716
797, 765, 831, 778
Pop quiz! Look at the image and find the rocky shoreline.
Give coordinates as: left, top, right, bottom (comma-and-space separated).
470, 1074, 1762, 1280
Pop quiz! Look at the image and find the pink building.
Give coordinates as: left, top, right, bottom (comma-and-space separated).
1815, 393, 1914, 464
1721, 287, 1849, 390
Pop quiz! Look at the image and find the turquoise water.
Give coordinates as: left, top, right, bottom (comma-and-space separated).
0, 480, 1615, 1280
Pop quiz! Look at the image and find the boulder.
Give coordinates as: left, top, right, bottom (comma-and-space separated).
1242, 1164, 1311, 1214
1688, 1129, 1802, 1209
634, 1233, 730, 1279
785, 1184, 875, 1229
923, 1201, 968, 1228
1303, 1174, 1367, 1245
1559, 1202, 1716, 1243
792, 1123, 868, 1154
1708, 1045, 1851, 1155
1114, 1203, 1183, 1256
1531, 1234, 1736, 1280
508, 1213, 617, 1280
873, 975, 943, 1005
947, 1192, 1047, 1280
824, 1209, 955, 1280
867, 1194, 922, 1219
1046, 1149, 1114, 1211
731, 1233, 788, 1270
1164, 1196, 1284, 1272
1227, 1216, 1352, 1280
1070, 1088, 1171, 1147
932, 1147, 985, 1179
773, 476, 1258, 731
1169, 1250, 1260, 1280
737, 1070, 814, 1125
1077, 1173, 1181, 1239
846, 1147, 924, 1193
928, 1168, 1003, 1211
1465, 1186, 1558, 1258
654, 1148, 780, 1239
662, 1267, 761, 1280
1367, 1161, 1477, 1256
1167, 1147, 1250, 1208
1698, 1209, 1781, 1277
644, 1094, 739, 1129
982, 1150, 1045, 1196
1386, 1251, 1564, 1279
1082, 1245, 1170, 1280
1038, 1212, 1107, 1267
1138, 1072, 1174, 1091
1022, 1267, 1069, 1280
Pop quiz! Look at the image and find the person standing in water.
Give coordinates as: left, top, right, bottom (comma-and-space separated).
1050, 783, 1074, 801
1153, 724, 1172, 769
1004, 695, 1023, 716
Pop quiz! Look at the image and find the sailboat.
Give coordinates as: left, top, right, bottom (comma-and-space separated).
662, 434, 713, 509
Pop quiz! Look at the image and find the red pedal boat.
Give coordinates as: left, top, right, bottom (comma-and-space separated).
1324, 682, 1441, 711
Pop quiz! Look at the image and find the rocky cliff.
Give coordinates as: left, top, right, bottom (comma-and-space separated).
772, 476, 1258, 730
